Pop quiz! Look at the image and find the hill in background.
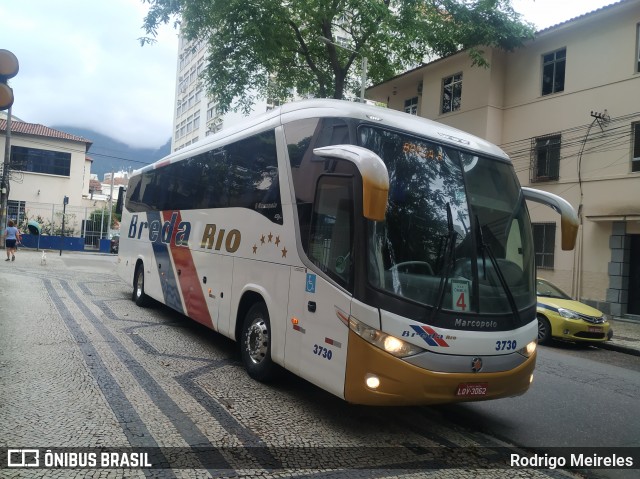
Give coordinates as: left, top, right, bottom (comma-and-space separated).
52, 126, 171, 182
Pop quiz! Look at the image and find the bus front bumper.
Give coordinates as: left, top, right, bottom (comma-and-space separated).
344, 330, 536, 406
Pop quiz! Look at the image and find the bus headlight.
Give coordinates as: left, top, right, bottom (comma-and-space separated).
348, 316, 424, 358
517, 340, 537, 358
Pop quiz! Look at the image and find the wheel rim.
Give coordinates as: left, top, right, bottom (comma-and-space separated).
136, 270, 144, 299
246, 317, 269, 365
537, 319, 547, 341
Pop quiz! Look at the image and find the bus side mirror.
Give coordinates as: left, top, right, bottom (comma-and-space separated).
522, 187, 579, 251
313, 145, 389, 221
115, 186, 125, 215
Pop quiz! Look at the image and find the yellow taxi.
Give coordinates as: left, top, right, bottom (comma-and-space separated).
536, 278, 611, 344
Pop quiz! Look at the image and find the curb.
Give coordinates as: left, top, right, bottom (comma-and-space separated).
593, 341, 640, 357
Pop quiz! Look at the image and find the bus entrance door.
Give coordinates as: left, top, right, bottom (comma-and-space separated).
286, 266, 351, 400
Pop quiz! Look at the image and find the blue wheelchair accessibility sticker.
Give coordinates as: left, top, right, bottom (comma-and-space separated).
306, 273, 316, 293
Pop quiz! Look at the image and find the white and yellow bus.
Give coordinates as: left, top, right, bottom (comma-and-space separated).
117, 99, 578, 406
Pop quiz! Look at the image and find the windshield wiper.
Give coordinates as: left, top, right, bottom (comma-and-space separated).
429, 203, 457, 323
475, 216, 521, 325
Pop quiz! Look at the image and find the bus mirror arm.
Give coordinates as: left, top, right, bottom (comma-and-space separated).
313, 145, 389, 221
522, 187, 579, 251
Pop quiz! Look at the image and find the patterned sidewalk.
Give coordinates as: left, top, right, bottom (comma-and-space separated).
598, 317, 640, 356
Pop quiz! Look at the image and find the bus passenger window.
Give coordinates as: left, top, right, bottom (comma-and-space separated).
308, 176, 354, 289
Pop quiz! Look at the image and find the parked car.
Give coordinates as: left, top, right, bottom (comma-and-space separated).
110, 235, 119, 254
536, 278, 611, 344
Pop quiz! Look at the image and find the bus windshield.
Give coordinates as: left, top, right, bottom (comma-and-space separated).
360, 126, 535, 316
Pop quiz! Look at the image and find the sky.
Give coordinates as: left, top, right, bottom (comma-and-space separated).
0, 0, 622, 150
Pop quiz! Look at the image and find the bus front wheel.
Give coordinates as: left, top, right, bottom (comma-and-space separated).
241, 303, 276, 382
133, 264, 150, 307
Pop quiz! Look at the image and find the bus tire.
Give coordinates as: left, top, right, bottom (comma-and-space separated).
241, 302, 276, 382
133, 264, 151, 307
537, 314, 552, 345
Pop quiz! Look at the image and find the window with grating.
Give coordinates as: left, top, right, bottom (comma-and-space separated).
632, 122, 640, 173
530, 134, 561, 182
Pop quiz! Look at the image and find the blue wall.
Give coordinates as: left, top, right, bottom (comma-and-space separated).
20, 234, 85, 252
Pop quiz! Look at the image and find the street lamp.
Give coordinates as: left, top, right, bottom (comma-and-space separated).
318, 36, 367, 102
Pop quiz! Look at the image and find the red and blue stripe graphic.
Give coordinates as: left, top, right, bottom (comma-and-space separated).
410, 325, 450, 347
147, 210, 213, 329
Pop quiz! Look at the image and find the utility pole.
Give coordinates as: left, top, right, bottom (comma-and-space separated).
107, 170, 114, 239
0, 107, 11, 246
59, 195, 68, 256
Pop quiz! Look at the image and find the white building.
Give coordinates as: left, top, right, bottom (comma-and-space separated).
171, 36, 273, 152
103, 170, 131, 185
1, 118, 93, 210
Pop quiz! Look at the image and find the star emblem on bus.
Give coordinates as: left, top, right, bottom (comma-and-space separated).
254, 232, 287, 258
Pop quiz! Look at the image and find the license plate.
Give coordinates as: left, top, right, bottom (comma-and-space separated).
456, 382, 488, 397
588, 326, 602, 333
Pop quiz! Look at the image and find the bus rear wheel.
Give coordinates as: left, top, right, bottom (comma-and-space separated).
133, 264, 150, 307
241, 303, 276, 382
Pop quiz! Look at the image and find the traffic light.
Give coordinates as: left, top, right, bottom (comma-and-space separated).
0, 49, 19, 110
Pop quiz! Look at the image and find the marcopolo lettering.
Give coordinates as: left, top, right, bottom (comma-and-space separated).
128, 213, 191, 247
454, 318, 498, 329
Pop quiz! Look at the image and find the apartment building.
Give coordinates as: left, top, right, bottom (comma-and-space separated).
367, 0, 640, 318
171, 36, 272, 152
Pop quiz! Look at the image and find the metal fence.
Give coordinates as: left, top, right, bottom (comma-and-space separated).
8, 200, 116, 250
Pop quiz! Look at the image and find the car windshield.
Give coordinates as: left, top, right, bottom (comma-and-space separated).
536, 279, 571, 300
360, 125, 535, 317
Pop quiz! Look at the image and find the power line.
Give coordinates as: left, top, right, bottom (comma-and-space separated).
2, 136, 159, 166
503, 111, 640, 177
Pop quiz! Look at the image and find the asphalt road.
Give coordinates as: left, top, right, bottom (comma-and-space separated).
1, 250, 637, 478
439, 343, 640, 479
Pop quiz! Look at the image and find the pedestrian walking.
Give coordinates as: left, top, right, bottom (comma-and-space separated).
4, 220, 21, 261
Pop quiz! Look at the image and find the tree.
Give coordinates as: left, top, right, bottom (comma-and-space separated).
141, 0, 533, 113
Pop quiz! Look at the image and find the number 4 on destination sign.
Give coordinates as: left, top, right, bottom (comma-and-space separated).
452, 279, 470, 312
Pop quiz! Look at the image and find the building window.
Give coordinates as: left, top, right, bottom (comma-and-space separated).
266, 98, 281, 112
531, 134, 561, 182
404, 97, 418, 115
441, 73, 462, 114
542, 48, 566, 95
532, 223, 556, 269
7, 200, 26, 226
633, 122, 640, 172
10, 146, 71, 176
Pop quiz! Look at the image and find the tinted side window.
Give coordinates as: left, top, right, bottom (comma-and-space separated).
309, 175, 354, 289
284, 117, 354, 253
196, 148, 229, 209
226, 130, 282, 224
125, 175, 142, 212
125, 130, 281, 223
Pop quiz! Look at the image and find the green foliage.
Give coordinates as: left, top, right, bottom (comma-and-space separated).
19, 212, 78, 237
111, 202, 121, 224
87, 207, 119, 236
141, 0, 533, 112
